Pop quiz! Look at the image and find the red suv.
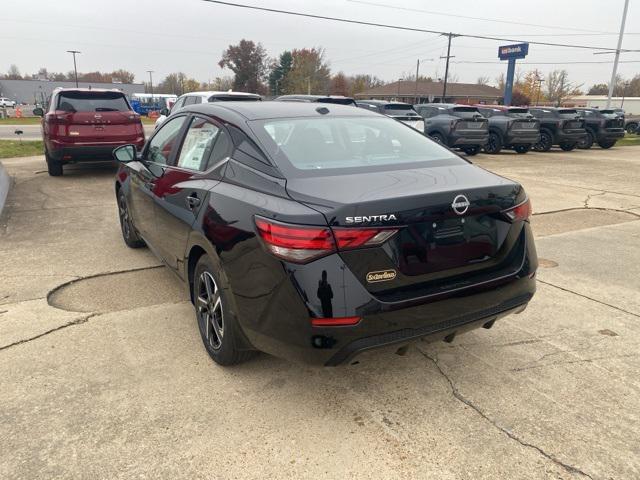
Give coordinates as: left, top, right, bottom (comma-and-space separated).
35, 88, 145, 176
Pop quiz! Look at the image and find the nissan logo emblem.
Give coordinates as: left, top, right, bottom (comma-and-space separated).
451, 194, 470, 215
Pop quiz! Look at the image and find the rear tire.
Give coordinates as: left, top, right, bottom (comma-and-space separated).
513, 145, 530, 154
461, 146, 480, 156
194, 255, 255, 366
483, 132, 503, 154
559, 142, 576, 151
626, 123, 638, 135
597, 140, 616, 149
46, 152, 63, 176
578, 130, 594, 149
429, 132, 446, 145
533, 131, 552, 152
117, 189, 146, 248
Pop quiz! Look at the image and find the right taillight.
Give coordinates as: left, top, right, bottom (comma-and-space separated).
503, 199, 531, 222
255, 217, 398, 264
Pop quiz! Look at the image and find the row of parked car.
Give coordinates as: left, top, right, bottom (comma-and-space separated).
270, 94, 627, 156
33, 87, 629, 176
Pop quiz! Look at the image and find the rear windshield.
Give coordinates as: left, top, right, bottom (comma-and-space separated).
56, 91, 130, 112
451, 106, 483, 119
507, 108, 531, 118
317, 98, 357, 105
249, 116, 464, 178
383, 104, 418, 116
208, 95, 261, 102
558, 109, 578, 118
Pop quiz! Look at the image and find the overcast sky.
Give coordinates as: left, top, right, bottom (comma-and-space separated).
2, 0, 639, 89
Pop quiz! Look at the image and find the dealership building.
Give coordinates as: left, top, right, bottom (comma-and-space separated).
0, 78, 144, 104
356, 80, 503, 105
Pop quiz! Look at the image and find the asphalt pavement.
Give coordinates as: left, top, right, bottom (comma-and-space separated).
0, 147, 639, 479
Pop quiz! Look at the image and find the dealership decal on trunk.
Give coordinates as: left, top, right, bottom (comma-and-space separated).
366, 270, 397, 283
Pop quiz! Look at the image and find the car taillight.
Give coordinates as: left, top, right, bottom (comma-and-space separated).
502, 199, 531, 222
46, 112, 72, 124
255, 217, 398, 263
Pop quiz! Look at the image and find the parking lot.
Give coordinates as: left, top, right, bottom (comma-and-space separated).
0, 147, 639, 479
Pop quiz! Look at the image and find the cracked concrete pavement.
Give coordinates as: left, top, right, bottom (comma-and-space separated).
1, 147, 639, 479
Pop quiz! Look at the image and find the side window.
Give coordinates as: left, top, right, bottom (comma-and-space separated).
171, 96, 186, 113
192, 96, 203, 105
147, 116, 187, 165
176, 117, 222, 171
183, 96, 197, 106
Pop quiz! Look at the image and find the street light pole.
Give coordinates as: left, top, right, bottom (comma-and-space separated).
147, 70, 154, 96
67, 50, 81, 87
606, 0, 630, 109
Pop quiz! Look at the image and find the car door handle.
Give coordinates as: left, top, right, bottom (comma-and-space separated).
186, 194, 201, 210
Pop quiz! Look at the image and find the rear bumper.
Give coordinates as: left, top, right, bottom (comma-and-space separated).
505, 132, 540, 145
238, 225, 538, 366
47, 139, 145, 162
450, 132, 489, 147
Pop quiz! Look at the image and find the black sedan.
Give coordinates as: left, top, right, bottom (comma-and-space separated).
113, 102, 537, 366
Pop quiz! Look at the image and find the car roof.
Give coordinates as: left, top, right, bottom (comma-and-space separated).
52, 87, 125, 94
181, 91, 261, 98
184, 100, 378, 121
275, 94, 354, 101
357, 99, 412, 106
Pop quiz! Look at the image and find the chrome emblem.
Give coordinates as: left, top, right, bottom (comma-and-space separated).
451, 194, 470, 215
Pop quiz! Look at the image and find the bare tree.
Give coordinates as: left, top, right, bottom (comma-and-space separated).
546, 69, 583, 106
476, 75, 491, 86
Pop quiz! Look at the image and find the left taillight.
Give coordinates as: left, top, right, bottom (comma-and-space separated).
255, 217, 398, 264
502, 198, 531, 222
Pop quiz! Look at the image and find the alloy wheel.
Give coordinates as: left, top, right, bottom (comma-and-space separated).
118, 194, 131, 240
197, 271, 224, 350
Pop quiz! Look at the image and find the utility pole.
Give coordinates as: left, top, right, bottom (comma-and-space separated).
607, 0, 629, 109
147, 70, 154, 96
440, 33, 457, 102
414, 59, 420, 103
307, 76, 311, 95
66, 50, 81, 87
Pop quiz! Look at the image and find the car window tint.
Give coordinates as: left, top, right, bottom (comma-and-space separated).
176, 117, 220, 171
208, 129, 232, 167
183, 96, 197, 106
193, 96, 203, 105
171, 97, 186, 112
147, 116, 187, 165
252, 116, 463, 177
57, 91, 130, 112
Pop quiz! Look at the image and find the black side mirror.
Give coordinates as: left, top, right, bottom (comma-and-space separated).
32, 107, 44, 117
160, 108, 169, 116
113, 144, 137, 163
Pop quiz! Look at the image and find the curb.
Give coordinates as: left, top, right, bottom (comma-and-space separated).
0, 160, 9, 217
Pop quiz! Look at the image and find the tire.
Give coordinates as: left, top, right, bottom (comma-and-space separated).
429, 132, 446, 145
626, 123, 638, 135
597, 140, 616, 149
559, 142, 576, 151
533, 131, 552, 152
461, 146, 480, 156
513, 145, 531, 154
46, 152, 63, 176
577, 130, 594, 150
483, 132, 503, 154
194, 255, 255, 366
117, 189, 146, 248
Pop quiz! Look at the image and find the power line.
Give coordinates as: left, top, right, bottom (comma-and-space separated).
452, 60, 640, 65
346, 0, 616, 34
201, 0, 639, 52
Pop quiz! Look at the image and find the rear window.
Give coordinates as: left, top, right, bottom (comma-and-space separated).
208, 95, 261, 102
250, 116, 464, 178
383, 104, 417, 116
56, 91, 130, 112
507, 108, 531, 118
317, 98, 356, 105
558, 109, 578, 118
451, 107, 482, 119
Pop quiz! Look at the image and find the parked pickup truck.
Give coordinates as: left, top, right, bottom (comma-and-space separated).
475, 105, 540, 154
574, 108, 625, 149
414, 104, 488, 156
528, 107, 587, 152
356, 100, 424, 131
